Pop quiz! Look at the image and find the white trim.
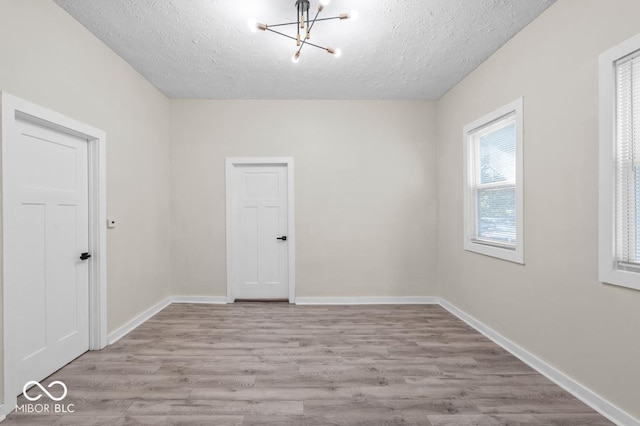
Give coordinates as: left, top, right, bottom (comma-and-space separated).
439, 298, 639, 426
1, 92, 107, 409
463, 97, 524, 264
1, 287, 631, 426
99, 295, 640, 425
87, 121, 108, 350
295, 296, 439, 305
171, 296, 228, 304
599, 33, 640, 292
107, 297, 172, 345
225, 157, 296, 303
107, 296, 227, 346
104, 293, 640, 426
287, 161, 296, 303
0, 406, 8, 422
225, 159, 233, 303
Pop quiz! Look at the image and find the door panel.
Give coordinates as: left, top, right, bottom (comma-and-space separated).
20, 132, 78, 191
49, 204, 81, 340
241, 206, 259, 285
5, 117, 90, 393
231, 165, 289, 300
15, 203, 48, 360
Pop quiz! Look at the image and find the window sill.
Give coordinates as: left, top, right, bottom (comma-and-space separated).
599, 267, 640, 292
465, 239, 524, 264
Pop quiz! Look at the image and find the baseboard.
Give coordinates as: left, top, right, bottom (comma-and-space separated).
105, 296, 436, 346
295, 296, 439, 305
107, 296, 172, 345
0, 403, 9, 422
106, 296, 226, 345
171, 296, 228, 304
439, 298, 639, 426
99, 293, 637, 426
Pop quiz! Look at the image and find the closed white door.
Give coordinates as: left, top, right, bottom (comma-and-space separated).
229, 164, 289, 300
4, 117, 90, 393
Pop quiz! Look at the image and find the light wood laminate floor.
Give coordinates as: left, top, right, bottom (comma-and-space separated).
6, 303, 612, 425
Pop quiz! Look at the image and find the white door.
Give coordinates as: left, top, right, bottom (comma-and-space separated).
4, 117, 90, 393
229, 164, 289, 300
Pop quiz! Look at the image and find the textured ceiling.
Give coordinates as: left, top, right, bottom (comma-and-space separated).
53, 0, 555, 100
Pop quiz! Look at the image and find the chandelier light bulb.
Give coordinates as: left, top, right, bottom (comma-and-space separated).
292, 51, 301, 63
327, 47, 341, 57
247, 18, 257, 32
350, 10, 359, 20
320, 0, 331, 6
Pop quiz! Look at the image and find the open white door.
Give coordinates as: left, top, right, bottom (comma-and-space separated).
1, 93, 107, 409
226, 158, 295, 302
4, 117, 90, 391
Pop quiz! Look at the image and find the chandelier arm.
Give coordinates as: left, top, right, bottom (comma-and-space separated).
297, 2, 300, 41
295, 7, 321, 56
265, 28, 328, 51
307, 8, 322, 35
263, 17, 342, 29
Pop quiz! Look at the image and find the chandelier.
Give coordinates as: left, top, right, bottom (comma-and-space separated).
248, 0, 358, 63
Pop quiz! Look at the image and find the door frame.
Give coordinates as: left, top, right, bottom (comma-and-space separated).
225, 157, 295, 303
0, 93, 108, 405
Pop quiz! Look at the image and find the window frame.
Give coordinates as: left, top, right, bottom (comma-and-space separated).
599, 33, 640, 291
463, 97, 524, 264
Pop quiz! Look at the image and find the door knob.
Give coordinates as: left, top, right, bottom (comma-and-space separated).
276, 236, 287, 241
80, 252, 91, 260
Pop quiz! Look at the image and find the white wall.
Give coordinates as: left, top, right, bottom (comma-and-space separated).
437, 0, 640, 419
0, 0, 172, 376
170, 100, 438, 299
3, 0, 637, 421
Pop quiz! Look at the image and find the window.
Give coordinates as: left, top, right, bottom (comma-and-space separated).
599, 33, 640, 291
463, 98, 524, 264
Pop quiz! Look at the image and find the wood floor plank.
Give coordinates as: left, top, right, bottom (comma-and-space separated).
190, 386, 352, 401
53, 415, 126, 426
3, 303, 613, 425
428, 414, 501, 425
127, 400, 303, 416
122, 415, 244, 426
490, 413, 615, 426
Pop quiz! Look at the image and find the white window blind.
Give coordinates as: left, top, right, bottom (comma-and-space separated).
470, 115, 517, 248
615, 52, 640, 267
598, 33, 640, 290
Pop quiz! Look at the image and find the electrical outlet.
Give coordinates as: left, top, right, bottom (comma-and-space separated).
107, 218, 116, 229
